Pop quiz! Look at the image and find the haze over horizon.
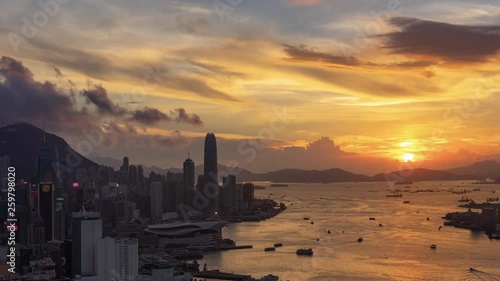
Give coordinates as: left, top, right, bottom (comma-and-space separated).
1, 0, 500, 175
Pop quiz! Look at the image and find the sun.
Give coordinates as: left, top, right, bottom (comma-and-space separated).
402, 153, 414, 162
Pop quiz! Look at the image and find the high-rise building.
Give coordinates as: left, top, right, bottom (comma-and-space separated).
203, 133, 219, 215
97, 237, 116, 281
183, 156, 195, 206
116, 238, 139, 281
71, 210, 102, 277
54, 201, 66, 241
120, 157, 130, 184
137, 165, 144, 185
150, 182, 163, 218
38, 182, 54, 242
222, 175, 238, 210
0, 155, 11, 189
97, 237, 138, 281
129, 165, 138, 185
241, 182, 255, 208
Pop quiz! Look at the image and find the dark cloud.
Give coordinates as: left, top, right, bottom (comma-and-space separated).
0, 56, 92, 131
283, 44, 434, 69
130, 107, 171, 124
383, 17, 500, 63
51, 66, 64, 78
283, 44, 361, 66
172, 108, 203, 126
81, 85, 127, 116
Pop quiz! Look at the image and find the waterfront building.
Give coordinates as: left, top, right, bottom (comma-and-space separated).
222, 175, 238, 210
144, 221, 225, 246
71, 210, 102, 277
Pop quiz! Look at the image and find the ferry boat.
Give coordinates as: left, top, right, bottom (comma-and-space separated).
296, 248, 313, 256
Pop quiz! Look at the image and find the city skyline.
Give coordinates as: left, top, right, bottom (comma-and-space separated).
0, 1, 499, 175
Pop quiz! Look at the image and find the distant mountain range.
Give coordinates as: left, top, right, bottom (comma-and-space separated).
1, 123, 499, 183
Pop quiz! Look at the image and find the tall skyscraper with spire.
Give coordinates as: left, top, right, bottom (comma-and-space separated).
203, 133, 218, 215
183, 154, 195, 206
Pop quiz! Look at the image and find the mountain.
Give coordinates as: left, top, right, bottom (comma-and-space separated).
0, 123, 99, 181
447, 160, 500, 179
236, 168, 370, 183
371, 168, 476, 182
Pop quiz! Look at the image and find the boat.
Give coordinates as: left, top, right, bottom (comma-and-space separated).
358, 237, 363, 242
327, 229, 331, 234
265, 247, 275, 252
274, 243, 283, 247
311, 221, 314, 225
303, 217, 310, 220
430, 244, 437, 249
296, 248, 313, 256
403, 201, 410, 204
427, 217, 430, 221
270, 183, 289, 187
386, 192, 403, 198
379, 223, 383, 227
369, 217, 376, 220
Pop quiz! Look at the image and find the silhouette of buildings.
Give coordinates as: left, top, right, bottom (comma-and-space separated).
71, 210, 102, 277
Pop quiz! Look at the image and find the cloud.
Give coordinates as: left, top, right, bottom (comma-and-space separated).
383, 17, 500, 63
81, 85, 127, 116
130, 107, 171, 124
0, 56, 92, 131
286, 0, 324, 6
283, 44, 361, 66
172, 108, 203, 126
155, 130, 191, 148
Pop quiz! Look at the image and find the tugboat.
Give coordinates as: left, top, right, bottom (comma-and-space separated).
296, 248, 313, 256
358, 237, 363, 242
430, 244, 437, 249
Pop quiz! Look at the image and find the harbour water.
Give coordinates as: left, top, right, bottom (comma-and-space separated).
202, 181, 500, 280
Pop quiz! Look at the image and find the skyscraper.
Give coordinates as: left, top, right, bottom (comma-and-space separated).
183, 156, 195, 205
150, 182, 163, 218
97, 237, 116, 281
71, 210, 102, 277
38, 182, 54, 242
116, 238, 139, 281
203, 133, 218, 214
222, 175, 238, 210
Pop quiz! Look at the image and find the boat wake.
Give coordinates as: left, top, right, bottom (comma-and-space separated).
464, 269, 500, 281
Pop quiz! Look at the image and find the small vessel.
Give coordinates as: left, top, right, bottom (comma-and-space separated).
369, 217, 376, 220
296, 248, 313, 256
379, 223, 383, 227
327, 229, 331, 234
358, 237, 363, 242
386, 192, 403, 198
311, 221, 314, 225
303, 217, 310, 220
265, 247, 275, 252
430, 244, 437, 249
458, 196, 470, 203
403, 201, 410, 204
274, 243, 283, 247
270, 183, 289, 187
426, 217, 430, 221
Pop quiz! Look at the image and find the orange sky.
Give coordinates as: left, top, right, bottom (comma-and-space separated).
1, 0, 499, 174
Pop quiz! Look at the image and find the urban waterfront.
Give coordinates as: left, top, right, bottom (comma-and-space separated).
202, 182, 500, 280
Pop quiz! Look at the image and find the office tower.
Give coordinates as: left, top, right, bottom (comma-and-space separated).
183, 156, 195, 205
129, 165, 138, 185
222, 175, 238, 210
120, 156, 129, 184
38, 182, 54, 242
241, 182, 255, 208
97, 237, 117, 281
150, 182, 163, 218
54, 201, 66, 241
71, 210, 102, 277
116, 238, 139, 281
137, 165, 144, 185
203, 133, 219, 215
